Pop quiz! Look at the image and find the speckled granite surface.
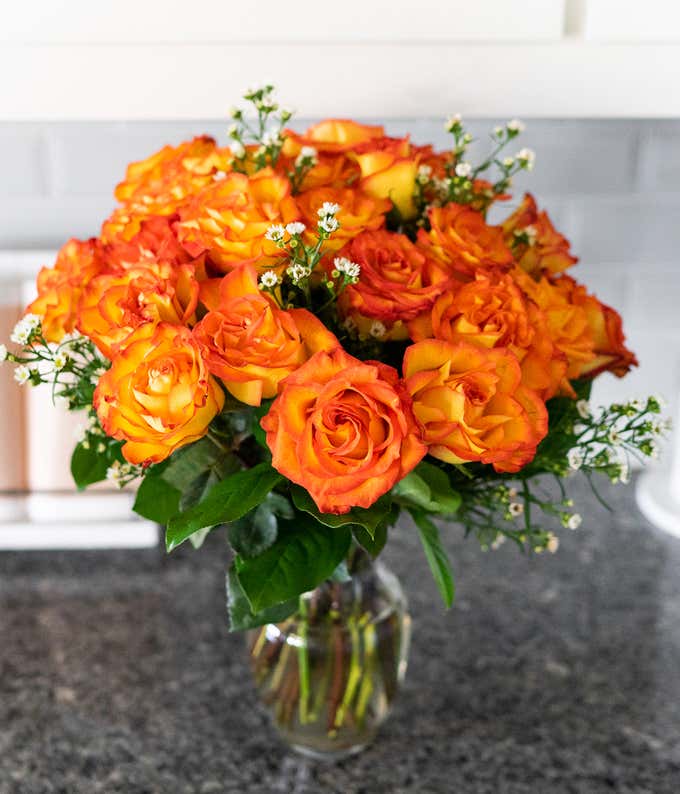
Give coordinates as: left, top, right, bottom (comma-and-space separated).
2, 477, 680, 794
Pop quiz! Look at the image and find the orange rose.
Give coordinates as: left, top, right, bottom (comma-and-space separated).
103, 136, 231, 241
335, 230, 453, 340
512, 267, 595, 390
176, 168, 299, 271
104, 215, 194, 271
94, 322, 224, 465
403, 340, 548, 473
261, 347, 426, 514
297, 187, 390, 252
192, 264, 338, 406
353, 137, 419, 219
26, 238, 103, 343
77, 262, 199, 358
502, 193, 578, 277
418, 203, 514, 281
552, 275, 637, 378
409, 270, 567, 400
285, 119, 385, 154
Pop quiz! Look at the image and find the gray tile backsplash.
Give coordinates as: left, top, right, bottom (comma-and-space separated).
0, 117, 678, 410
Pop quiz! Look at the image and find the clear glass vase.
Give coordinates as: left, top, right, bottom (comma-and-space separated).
246, 553, 411, 760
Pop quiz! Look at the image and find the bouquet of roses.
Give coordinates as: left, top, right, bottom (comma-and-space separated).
5, 85, 665, 630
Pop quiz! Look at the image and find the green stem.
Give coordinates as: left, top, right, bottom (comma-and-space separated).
297, 595, 311, 725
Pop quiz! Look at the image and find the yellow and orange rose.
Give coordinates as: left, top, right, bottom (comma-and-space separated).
103, 136, 231, 241
176, 168, 299, 271
335, 230, 453, 340
192, 264, 338, 406
26, 238, 103, 343
552, 275, 638, 378
94, 322, 224, 465
261, 347, 426, 514
403, 339, 548, 473
409, 269, 567, 399
502, 193, 577, 277
418, 203, 514, 281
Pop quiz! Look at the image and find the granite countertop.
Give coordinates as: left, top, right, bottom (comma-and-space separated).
2, 476, 680, 794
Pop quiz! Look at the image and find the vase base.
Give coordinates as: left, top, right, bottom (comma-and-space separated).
289, 741, 369, 763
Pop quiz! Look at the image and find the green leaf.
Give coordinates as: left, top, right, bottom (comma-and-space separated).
70, 439, 124, 490
133, 465, 182, 525
290, 485, 391, 538
393, 461, 461, 514
409, 508, 455, 608
227, 566, 297, 631
227, 491, 294, 558
166, 463, 282, 552
352, 523, 388, 557
161, 438, 225, 490
179, 469, 219, 513
235, 514, 351, 612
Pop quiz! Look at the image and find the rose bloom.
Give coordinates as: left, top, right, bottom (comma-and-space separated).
335, 230, 453, 341
502, 193, 578, 277
102, 136, 231, 241
418, 203, 514, 281
261, 347, 426, 514
104, 215, 195, 272
26, 238, 103, 342
176, 168, 299, 271
353, 136, 420, 220
94, 322, 224, 465
512, 266, 596, 389
297, 187, 391, 252
285, 119, 385, 154
77, 262, 200, 358
408, 270, 567, 399
193, 264, 338, 406
552, 275, 637, 378
403, 339, 548, 473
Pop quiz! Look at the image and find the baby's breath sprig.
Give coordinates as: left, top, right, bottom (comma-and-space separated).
228, 84, 293, 173
261, 203, 346, 311
289, 145, 318, 194
4, 317, 108, 410
427, 116, 534, 214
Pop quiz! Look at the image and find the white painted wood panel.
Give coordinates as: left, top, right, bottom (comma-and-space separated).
584, 0, 680, 42
2, 42, 679, 120
0, 1, 565, 43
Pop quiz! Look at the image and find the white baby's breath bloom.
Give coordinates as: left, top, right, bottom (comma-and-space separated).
264, 224, 286, 243
369, 320, 386, 339
213, 170, 227, 182
629, 398, 644, 410
333, 257, 361, 281
23, 314, 41, 332
106, 461, 124, 487
607, 429, 622, 445
493, 125, 503, 137
567, 448, 584, 470
259, 271, 279, 289
14, 365, 31, 385
286, 263, 312, 284
509, 501, 524, 517
342, 316, 357, 334
455, 162, 472, 178
524, 224, 538, 244
417, 164, 432, 184
0, 344, 7, 363
576, 399, 591, 420
516, 148, 536, 170
507, 118, 525, 133
285, 222, 306, 236
318, 216, 339, 234
53, 352, 69, 371
73, 423, 87, 443
318, 201, 340, 217
10, 322, 30, 345
618, 460, 630, 484
491, 534, 507, 550
230, 141, 246, 159
296, 146, 317, 167
547, 533, 560, 554
502, 156, 515, 168
445, 113, 462, 131
567, 513, 582, 531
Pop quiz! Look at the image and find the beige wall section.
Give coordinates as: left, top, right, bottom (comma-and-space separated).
0, 286, 26, 492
